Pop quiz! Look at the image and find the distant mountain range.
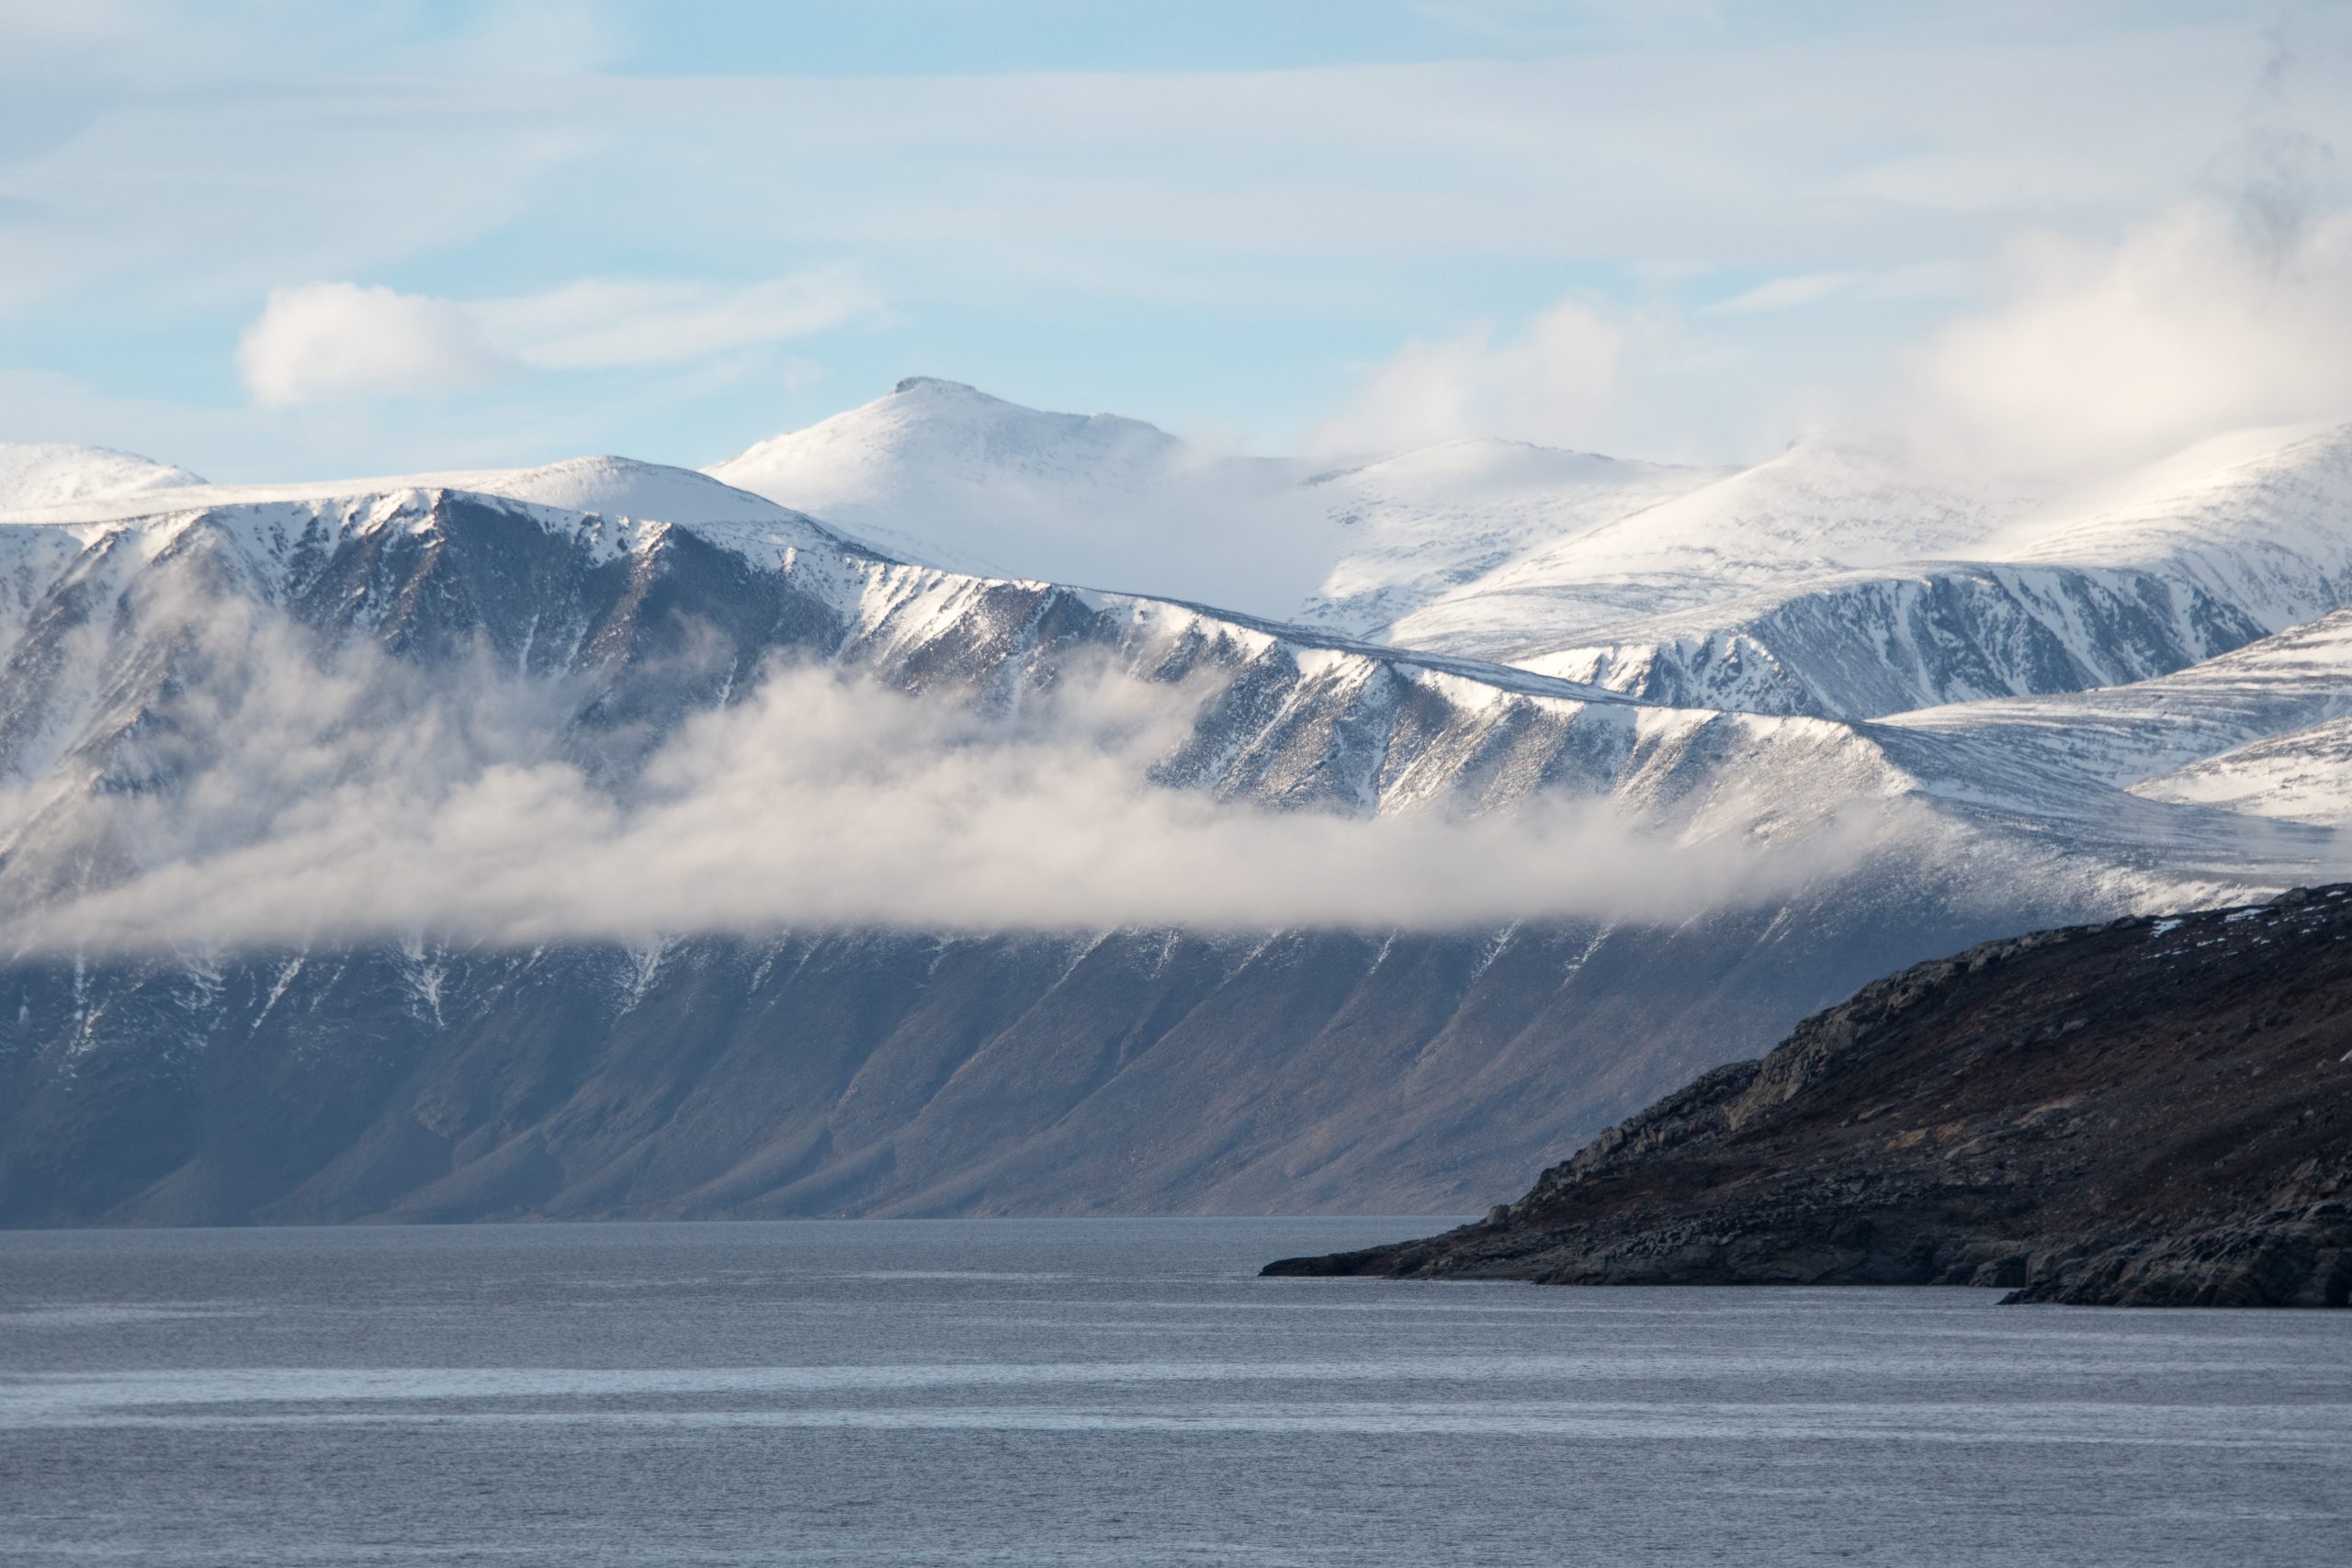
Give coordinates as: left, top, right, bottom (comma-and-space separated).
0, 380, 2345, 1225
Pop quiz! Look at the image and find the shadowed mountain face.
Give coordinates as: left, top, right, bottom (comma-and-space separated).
0, 908, 2008, 1226
1265, 888, 2352, 1307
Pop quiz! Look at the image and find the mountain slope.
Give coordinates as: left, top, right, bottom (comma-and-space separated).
1409, 423, 2352, 719
1381, 440, 2035, 654
1291, 439, 1717, 636
1265, 887, 2352, 1308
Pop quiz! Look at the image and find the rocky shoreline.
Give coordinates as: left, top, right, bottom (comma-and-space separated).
1267, 889, 2352, 1307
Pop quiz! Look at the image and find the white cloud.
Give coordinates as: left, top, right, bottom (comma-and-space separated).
0, 589, 1893, 953
476, 271, 882, 370
1706, 271, 1858, 314
1312, 299, 1644, 455
235, 272, 880, 407
236, 282, 514, 407
1905, 202, 2352, 474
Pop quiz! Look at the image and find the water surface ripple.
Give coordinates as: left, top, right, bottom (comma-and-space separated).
2, 1219, 2345, 1564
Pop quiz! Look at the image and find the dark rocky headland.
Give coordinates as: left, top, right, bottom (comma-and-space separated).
1266, 888, 2352, 1306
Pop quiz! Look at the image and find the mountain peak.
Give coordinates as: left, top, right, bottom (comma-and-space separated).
890, 375, 987, 399
0, 443, 205, 513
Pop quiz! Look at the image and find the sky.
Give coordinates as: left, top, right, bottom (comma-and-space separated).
2, 0, 2348, 480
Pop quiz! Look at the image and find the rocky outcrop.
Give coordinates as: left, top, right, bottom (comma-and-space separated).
1266, 887, 2352, 1306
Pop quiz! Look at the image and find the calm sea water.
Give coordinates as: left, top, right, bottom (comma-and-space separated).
1, 1218, 2346, 1566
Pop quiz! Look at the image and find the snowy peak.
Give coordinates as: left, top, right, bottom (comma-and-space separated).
708, 379, 1735, 628
709, 378, 1306, 608
0, 444, 204, 510
714, 376, 1186, 503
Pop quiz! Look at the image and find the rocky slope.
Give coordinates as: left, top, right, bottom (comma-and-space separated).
1265, 887, 2352, 1306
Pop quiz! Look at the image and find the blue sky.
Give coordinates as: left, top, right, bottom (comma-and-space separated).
2, 1, 2347, 479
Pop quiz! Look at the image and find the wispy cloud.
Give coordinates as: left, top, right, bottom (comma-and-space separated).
234, 272, 881, 407
476, 271, 882, 371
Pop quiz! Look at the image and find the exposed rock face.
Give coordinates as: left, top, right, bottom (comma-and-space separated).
1266, 887, 2352, 1306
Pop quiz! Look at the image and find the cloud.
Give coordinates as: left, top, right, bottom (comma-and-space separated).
475, 271, 882, 370
1904, 202, 2352, 474
1703, 262, 1972, 315
236, 272, 880, 406
0, 588, 1890, 954
1706, 271, 1858, 314
1312, 299, 1645, 455
236, 282, 515, 407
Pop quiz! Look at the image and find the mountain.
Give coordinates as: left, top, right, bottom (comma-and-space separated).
1379, 438, 2036, 654
1397, 423, 2352, 719
5, 385, 2352, 1227
707, 379, 1716, 632
708, 377, 1310, 611
0, 451, 2332, 1226
0, 443, 204, 510
1265, 886, 2352, 1308
1290, 439, 1717, 635
710, 383, 2352, 728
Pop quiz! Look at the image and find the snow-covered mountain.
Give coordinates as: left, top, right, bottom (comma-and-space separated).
710, 383, 2352, 727
2, 442, 2339, 1227
5, 378, 2351, 1225
1378, 439, 2038, 653
1294, 438, 1718, 636
0, 443, 204, 510
1385, 423, 2352, 719
709, 377, 1310, 610
707, 378, 1718, 632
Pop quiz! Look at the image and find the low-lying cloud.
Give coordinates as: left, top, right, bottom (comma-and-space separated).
0, 604, 1893, 956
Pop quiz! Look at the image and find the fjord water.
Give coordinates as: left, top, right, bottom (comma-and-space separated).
2, 1221, 2345, 1566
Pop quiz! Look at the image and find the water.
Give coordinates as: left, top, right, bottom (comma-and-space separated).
1, 1220, 2346, 1566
